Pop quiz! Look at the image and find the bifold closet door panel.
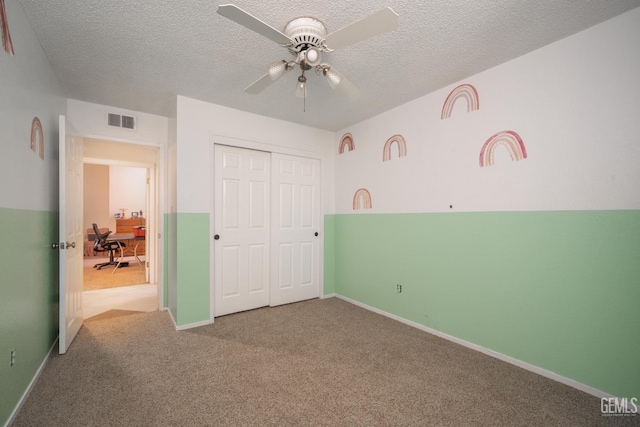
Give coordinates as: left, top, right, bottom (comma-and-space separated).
270, 153, 320, 307
214, 145, 271, 317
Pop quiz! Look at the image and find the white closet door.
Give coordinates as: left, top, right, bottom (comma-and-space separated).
214, 145, 270, 317
270, 154, 321, 306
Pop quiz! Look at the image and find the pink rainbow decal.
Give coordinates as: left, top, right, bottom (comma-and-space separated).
353, 188, 372, 210
338, 133, 355, 154
31, 117, 44, 160
441, 84, 479, 119
382, 134, 407, 162
1, 0, 14, 55
479, 130, 527, 167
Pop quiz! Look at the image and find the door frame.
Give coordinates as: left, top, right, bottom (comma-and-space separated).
210, 134, 325, 320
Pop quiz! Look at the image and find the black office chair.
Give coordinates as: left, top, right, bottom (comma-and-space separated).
92, 223, 129, 271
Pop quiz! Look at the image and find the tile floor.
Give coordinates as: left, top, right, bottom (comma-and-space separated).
83, 256, 159, 319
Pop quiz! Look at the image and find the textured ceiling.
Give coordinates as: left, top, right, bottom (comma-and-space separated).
17, 0, 640, 131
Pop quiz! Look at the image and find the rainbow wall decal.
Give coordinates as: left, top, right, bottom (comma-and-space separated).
479, 130, 527, 167
353, 188, 372, 210
338, 133, 355, 154
0, 0, 14, 55
382, 134, 407, 162
441, 84, 479, 119
31, 117, 44, 160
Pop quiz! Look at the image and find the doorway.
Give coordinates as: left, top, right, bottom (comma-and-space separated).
213, 144, 321, 317
82, 139, 161, 319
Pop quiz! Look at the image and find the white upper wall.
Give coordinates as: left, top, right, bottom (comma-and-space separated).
67, 99, 169, 146
83, 163, 110, 235
109, 166, 147, 223
335, 7, 640, 214
175, 96, 335, 214
0, 0, 66, 211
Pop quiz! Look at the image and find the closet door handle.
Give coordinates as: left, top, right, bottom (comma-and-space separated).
214, 234, 220, 240
314, 232, 319, 237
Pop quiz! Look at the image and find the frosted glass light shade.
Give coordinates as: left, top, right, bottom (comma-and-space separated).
268, 61, 287, 80
295, 80, 307, 98
324, 68, 342, 89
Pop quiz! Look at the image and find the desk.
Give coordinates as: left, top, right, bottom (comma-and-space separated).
108, 232, 134, 240
108, 233, 144, 267
116, 218, 146, 255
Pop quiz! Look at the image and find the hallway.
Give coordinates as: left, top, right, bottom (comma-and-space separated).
83, 256, 157, 318
83, 283, 157, 319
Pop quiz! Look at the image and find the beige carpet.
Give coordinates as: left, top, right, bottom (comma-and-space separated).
83, 259, 146, 291
13, 298, 633, 426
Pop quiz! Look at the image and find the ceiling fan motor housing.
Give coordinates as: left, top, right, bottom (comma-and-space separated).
284, 17, 327, 53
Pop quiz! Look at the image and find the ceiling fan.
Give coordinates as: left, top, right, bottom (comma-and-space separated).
217, 4, 398, 104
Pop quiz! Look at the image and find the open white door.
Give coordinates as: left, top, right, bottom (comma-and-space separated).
58, 115, 84, 354
270, 154, 320, 306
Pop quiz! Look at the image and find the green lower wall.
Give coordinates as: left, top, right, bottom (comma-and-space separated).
331, 210, 640, 398
175, 213, 210, 326
0, 208, 58, 426
323, 215, 336, 296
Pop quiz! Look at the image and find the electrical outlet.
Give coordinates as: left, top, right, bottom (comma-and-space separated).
396, 284, 402, 293
10, 349, 16, 367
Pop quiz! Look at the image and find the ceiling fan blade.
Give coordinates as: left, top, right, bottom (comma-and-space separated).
323, 7, 398, 50
217, 4, 293, 46
244, 73, 276, 94
321, 66, 361, 101
335, 75, 361, 102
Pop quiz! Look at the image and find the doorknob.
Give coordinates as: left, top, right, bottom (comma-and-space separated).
51, 242, 60, 249
214, 234, 220, 240
314, 232, 319, 237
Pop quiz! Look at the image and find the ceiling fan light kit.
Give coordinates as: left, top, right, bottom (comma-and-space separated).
217, 4, 399, 108
295, 75, 307, 99
268, 60, 294, 81
303, 47, 322, 67
317, 65, 342, 89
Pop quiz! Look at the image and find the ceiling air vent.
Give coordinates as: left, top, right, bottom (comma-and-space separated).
107, 113, 136, 130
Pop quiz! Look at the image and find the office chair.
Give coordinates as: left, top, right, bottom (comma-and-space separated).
85, 226, 109, 256
92, 223, 129, 272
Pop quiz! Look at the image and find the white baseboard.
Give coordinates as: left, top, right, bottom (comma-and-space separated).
5, 338, 58, 427
164, 307, 178, 330
335, 294, 616, 400
176, 318, 214, 331
321, 293, 336, 299
163, 307, 214, 331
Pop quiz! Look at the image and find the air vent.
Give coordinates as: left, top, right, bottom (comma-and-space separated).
121, 115, 135, 129
108, 113, 121, 127
107, 113, 136, 130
